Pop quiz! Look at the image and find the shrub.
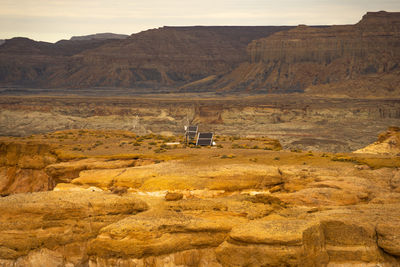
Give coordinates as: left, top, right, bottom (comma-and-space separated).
232, 144, 240, 149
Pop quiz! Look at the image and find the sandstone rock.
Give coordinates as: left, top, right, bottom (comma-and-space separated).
0, 141, 57, 169
88, 210, 233, 259
72, 162, 283, 191
45, 158, 136, 183
355, 127, 400, 155
110, 186, 128, 196
0, 167, 52, 195
89, 248, 221, 267
391, 170, 400, 192
165, 191, 183, 201
14, 248, 65, 267
377, 222, 400, 257
0, 191, 148, 260
269, 185, 281, 193
0, 141, 58, 195
216, 219, 328, 266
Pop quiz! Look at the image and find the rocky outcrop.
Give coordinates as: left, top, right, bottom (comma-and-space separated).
0, 139, 154, 195
45, 158, 137, 183
354, 126, 400, 155
214, 11, 400, 96
67, 161, 283, 191
0, 130, 400, 265
1, 191, 400, 266
0, 141, 57, 195
0, 191, 148, 265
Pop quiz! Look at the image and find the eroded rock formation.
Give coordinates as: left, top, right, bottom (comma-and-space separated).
212, 11, 400, 97
355, 126, 400, 155
0, 26, 292, 90
0, 130, 400, 266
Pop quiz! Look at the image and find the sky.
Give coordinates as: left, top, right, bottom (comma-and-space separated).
0, 0, 399, 43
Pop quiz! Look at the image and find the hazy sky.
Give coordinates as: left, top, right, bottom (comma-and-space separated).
1, 0, 399, 42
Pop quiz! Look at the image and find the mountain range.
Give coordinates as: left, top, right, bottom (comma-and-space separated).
0, 11, 399, 97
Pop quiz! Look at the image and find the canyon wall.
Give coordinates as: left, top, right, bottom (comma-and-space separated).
1, 12, 399, 96
212, 11, 400, 96
0, 26, 292, 90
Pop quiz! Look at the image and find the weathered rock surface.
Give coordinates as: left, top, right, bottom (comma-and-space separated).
0, 139, 154, 195
1, 131, 400, 266
355, 126, 400, 155
0, 191, 148, 264
377, 221, 400, 257
214, 11, 400, 97
45, 158, 136, 183
0, 26, 292, 90
68, 161, 283, 191
0, 141, 57, 195
88, 210, 233, 259
1, 191, 399, 266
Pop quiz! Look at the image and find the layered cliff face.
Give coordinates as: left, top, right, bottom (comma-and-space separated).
0, 141, 57, 195
0, 26, 292, 89
214, 11, 400, 96
1, 12, 398, 95
0, 37, 119, 88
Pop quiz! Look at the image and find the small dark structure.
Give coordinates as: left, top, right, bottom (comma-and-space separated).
196, 132, 214, 146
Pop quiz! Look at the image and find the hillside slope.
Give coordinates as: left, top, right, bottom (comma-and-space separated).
209, 11, 400, 96
0, 26, 292, 90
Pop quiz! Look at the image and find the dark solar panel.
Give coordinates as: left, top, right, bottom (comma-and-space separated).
197, 139, 213, 146
188, 126, 198, 132
198, 133, 213, 139
196, 132, 213, 146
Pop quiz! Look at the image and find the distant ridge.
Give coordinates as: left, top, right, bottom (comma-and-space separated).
70, 33, 129, 41
0, 11, 399, 97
